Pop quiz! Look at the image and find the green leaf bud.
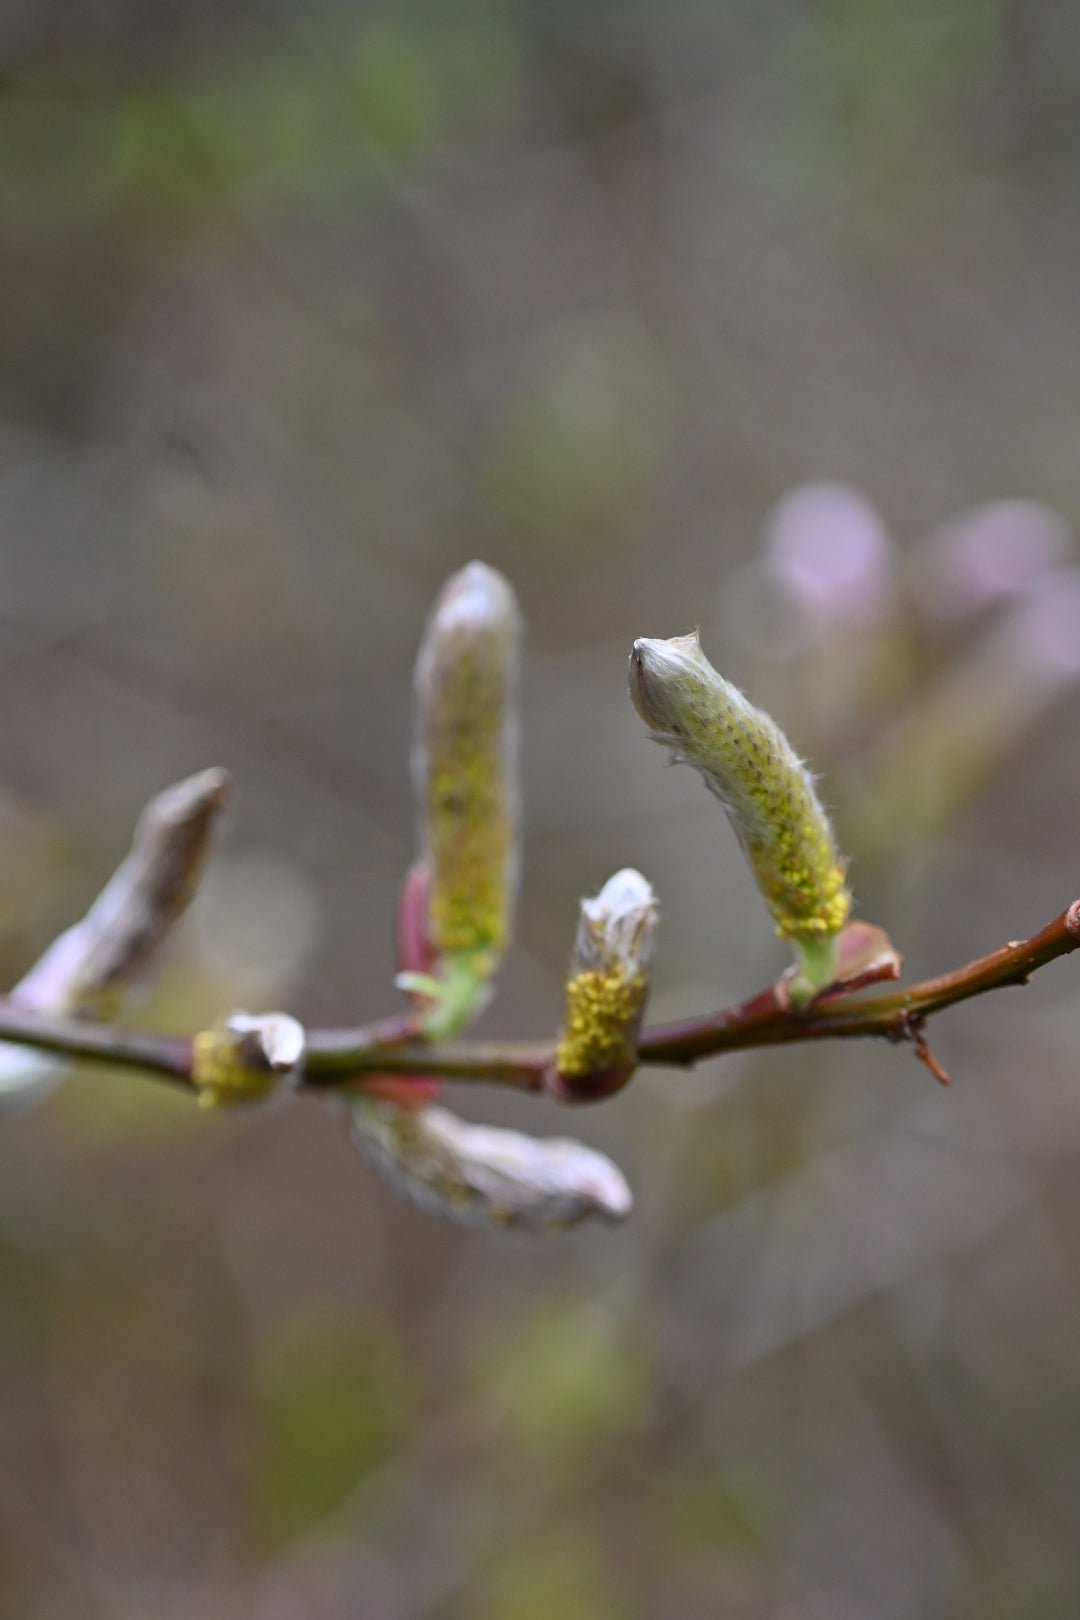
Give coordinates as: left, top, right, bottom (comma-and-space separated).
412, 562, 522, 995
629, 632, 851, 991
553, 867, 658, 1100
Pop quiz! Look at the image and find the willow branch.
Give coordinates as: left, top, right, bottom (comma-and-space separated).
303, 1027, 550, 1090
637, 897, 1080, 1066
0, 899, 1076, 1098
0, 1002, 194, 1086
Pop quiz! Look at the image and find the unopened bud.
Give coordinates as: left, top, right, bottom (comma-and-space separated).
629, 633, 850, 990
553, 868, 657, 1100
18, 768, 232, 1019
191, 1010, 304, 1110
348, 1097, 633, 1230
0, 768, 231, 1113
413, 562, 521, 985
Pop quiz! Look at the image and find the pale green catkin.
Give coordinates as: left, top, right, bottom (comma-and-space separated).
629, 633, 851, 950
413, 562, 521, 974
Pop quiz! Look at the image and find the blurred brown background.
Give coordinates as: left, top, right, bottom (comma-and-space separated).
2, 2, 1080, 1615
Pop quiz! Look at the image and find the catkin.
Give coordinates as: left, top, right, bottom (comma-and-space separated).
629, 632, 850, 946
413, 562, 522, 973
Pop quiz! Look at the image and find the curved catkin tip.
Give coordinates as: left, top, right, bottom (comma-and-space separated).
413, 562, 522, 973
628, 632, 851, 952
554, 867, 658, 1098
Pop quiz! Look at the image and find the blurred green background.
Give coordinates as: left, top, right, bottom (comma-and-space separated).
3, 2, 1080, 1615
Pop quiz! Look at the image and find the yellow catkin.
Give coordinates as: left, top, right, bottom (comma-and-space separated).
414, 562, 521, 972
191, 1022, 285, 1110
556, 967, 648, 1079
629, 632, 851, 946
425, 638, 513, 958
554, 868, 658, 1091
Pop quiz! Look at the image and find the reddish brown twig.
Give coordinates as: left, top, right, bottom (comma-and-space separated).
636, 897, 1080, 1067
0, 900, 1076, 1097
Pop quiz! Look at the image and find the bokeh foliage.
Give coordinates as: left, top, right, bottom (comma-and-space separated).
2, 1, 1080, 1616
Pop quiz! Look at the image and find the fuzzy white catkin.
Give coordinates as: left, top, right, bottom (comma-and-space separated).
348, 1097, 633, 1230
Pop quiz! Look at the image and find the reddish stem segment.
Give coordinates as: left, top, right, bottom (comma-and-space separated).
637, 899, 1080, 1065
